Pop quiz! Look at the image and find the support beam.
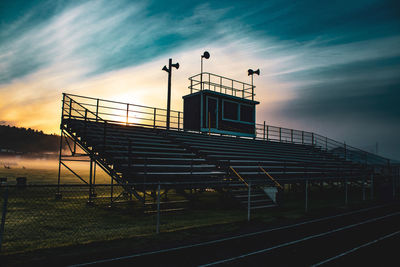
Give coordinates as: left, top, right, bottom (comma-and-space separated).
345, 179, 348, 206
305, 179, 309, 213
56, 130, 64, 199
370, 173, 374, 200
247, 182, 251, 221
362, 178, 366, 201
156, 183, 161, 234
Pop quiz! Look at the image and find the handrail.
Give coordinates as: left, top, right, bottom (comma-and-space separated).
230, 166, 248, 187
188, 72, 253, 87
65, 95, 102, 122
188, 72, 255, 100
64, 93, 180, 113
62, 93, 391, 167
259, 166, 283, 190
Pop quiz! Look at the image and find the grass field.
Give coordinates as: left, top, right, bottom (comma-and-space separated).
0, 158, 376, 256
0, 177, 373, 256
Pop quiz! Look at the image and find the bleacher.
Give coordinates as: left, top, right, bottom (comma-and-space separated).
60, 93, 388, 209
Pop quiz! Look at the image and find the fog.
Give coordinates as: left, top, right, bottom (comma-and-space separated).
0, 156, 110, 184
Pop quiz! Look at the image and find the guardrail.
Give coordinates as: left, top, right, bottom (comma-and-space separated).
254, 122, 391, 167
62, 93, 183, 131
61, 93, 391, 168
188, 72, 255, 100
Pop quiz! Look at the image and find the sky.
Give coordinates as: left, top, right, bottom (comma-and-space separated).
0, 0, 399, 160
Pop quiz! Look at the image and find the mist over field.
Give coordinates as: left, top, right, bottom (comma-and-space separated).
0, 155, 110, 184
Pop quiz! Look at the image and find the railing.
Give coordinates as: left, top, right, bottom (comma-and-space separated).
259, 167, 283, 190
62, 93, 184, 131
188, 72, 255, 101
230, 166, 248, 187
254, 122, 391, 167
61, 93, 391, 168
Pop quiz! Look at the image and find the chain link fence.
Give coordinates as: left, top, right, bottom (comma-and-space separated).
0, 178, 395, 255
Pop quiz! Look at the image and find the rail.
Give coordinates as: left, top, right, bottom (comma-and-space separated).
254, 122, 391, 167
62, 93, 183, 131
61, 93, 391, 168
259, 167, 283, 190
230, 166, 248, 187
188, 72, 255, 101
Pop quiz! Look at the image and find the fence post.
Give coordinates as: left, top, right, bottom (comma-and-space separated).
178, 112, 181, 130
153, 108, 157, 128
56, 131, 63, 200
370, 174, 374, 200
362, 177, 366, 201
311, 133, 314, 145
266, 125, 269, 141
156, 183, 161, 234
291, 129, 293, 143
393, 175, 395, 200
263, 121, 266, 141
302, 131, 304, 144
0, 187, 9, 253
279, 128, 282, 142
96, 99, 99, 122
126, 104, 129, 125
305, 179, 308, 212
345, 179, 348, 205
325, 137, 328, 151
247, 183, 251, 221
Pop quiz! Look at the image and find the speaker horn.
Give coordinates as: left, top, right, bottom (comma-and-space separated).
248, 68, 260, 76
202, 51, 210, 59
172, 62, 179, 69
162, 65, 169, 72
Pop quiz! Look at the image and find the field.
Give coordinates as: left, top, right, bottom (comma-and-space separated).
0, 156, 379, 266
0, 163, 374, 258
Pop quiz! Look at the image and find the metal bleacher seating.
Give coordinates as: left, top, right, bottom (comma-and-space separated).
60, 93, 384, 209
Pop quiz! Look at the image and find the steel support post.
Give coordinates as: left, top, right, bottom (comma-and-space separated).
156, 183, 161, 234
0, 188, 9, 253
56, 131, 63, 199
88, 158, 94, 205
248, 183, 251, 221
370, 174, 374, 200
345, 179, 348, 205
393, 175, 396, 200
362, 178, 366, 201
153, 108, 157, 128
263, 121, 266, 141
305, 179, 309, 212
110, 177, 114, 206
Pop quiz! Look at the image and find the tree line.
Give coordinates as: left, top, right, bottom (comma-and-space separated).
0, 125, 62, 153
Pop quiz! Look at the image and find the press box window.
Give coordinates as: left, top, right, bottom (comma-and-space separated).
240, 105, 254, 123
223, 101, 238, 120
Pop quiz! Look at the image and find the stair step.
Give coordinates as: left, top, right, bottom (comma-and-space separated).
145, 207, 186, 214
250, 204, 278, 210
234, 193, 266, 198
241, 199, 273, 204
144, 199, 189, 205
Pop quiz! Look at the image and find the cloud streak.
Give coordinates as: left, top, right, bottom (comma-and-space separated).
0, 0, 399, 159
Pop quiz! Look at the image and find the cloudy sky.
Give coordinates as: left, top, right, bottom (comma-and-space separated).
0, 0, 399, 159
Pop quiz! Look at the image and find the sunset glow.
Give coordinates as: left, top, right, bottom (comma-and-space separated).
1, 0, 399, 159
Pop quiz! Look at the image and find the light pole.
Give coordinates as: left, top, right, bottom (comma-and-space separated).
162, 58, 179, 130
248, 68, 260, 101
200, 51, 210, 90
